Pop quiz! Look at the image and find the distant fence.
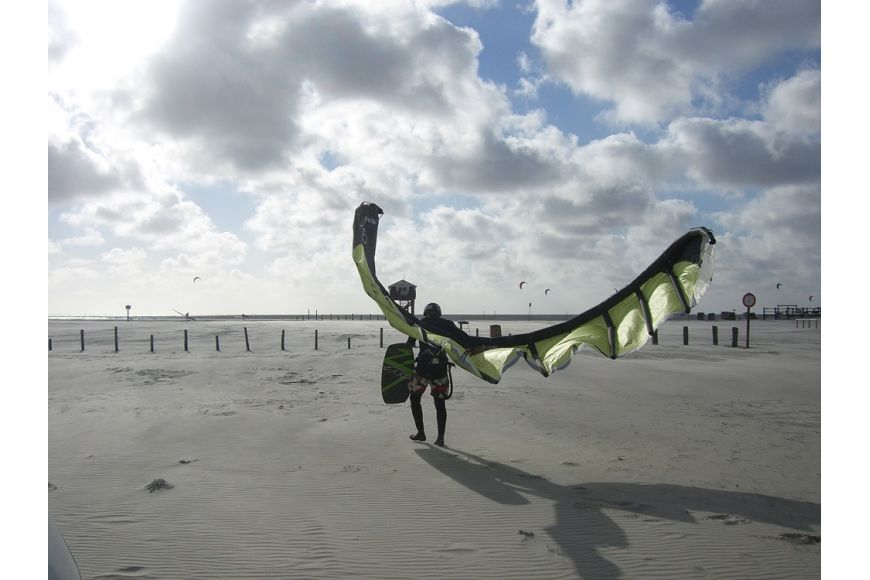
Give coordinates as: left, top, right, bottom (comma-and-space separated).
763, 306, 821, 320
48, 323, 772, 354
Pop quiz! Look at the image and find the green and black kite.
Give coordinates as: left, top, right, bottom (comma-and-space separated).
353, 202, 716, 384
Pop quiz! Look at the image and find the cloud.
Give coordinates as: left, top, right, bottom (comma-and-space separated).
130, 1, 494, 177
47, 0, 77, 62
706, 183, 820, 303
46, 0, 820, 315
47, 96, 147, 204
48, 139, 125, 203
660, 116, 820, 189
60, 190, 247, 270
531, 0, 820, 125
762, 69, 821, 135
59, 228, 104, 247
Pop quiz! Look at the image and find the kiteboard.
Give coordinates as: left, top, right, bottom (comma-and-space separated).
381, 342, 415, 404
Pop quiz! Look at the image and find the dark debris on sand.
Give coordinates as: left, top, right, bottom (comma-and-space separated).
779, 533, 820, 545
145, 478, 174, 493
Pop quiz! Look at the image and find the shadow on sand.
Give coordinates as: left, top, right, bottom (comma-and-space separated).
416, 446, 820, 579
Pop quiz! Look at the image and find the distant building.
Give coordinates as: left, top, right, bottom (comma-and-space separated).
389, 279, 417, 314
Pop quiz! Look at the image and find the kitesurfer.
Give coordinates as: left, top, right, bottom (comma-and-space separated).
408, 303, 462, 447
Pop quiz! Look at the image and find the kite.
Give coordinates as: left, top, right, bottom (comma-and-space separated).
352, 202, 716, 384
193, 276, 201, 283
809, 295, 814, 302
776, 283, 783, 289
519, 281, 527, 290
545, 288, 551, 295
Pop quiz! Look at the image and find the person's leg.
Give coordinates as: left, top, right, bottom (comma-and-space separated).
409, 388, 426, 441
433, 394, 446, 446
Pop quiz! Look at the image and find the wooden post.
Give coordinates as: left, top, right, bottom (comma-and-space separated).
215, 335, 220, 352
150, 335, 154, 352
114, 326, 119, 352
712, 326, 719, 345
80, 329, 85, 352
731, 327, 738, 348
683, 326, 689, 345
315, 330, 318, 350
652, 329, 658, 345
281, 329, 286, 351
244, 327, 250, 352
348, 336, 351, 349
49, 338, 52, 351
380, 327, 383, 348
184, 329, 189, 352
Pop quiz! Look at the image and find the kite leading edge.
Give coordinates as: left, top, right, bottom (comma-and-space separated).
352, 202, 716, 384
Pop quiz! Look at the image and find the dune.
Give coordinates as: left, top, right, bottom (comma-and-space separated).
48, 317, 820, 579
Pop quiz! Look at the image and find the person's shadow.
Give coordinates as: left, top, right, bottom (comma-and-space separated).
415, 446, 820, 579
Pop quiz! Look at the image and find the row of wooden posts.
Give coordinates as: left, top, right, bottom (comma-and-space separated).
49, 325, 753, 352
47, 327, 387, 353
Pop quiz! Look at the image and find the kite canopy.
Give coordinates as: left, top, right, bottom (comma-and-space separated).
519, 281, 526, 290
352, 202, 716, 384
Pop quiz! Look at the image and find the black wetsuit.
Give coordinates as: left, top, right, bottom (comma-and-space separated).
409, 315, 463, 445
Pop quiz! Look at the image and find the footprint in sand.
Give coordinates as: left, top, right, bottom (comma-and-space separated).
610, 500, 651, 511
707, 513, 752, 525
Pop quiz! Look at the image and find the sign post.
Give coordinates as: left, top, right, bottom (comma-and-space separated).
742, 293, 756, 349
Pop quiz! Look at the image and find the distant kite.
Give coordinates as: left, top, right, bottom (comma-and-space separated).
193, 276, 201, 283
809, 295, 814, 302
776, 283, 783, 289
544, 288, 551, 295
519, 281, 526, 290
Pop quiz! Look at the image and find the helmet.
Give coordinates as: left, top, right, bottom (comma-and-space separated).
423, 303, 441, 318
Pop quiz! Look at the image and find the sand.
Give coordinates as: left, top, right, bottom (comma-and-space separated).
48, 317, 820, 579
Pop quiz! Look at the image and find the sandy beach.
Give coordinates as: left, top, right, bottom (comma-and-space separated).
48, 317, 820, 579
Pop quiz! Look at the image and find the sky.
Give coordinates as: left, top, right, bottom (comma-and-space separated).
45, 0, 823, 317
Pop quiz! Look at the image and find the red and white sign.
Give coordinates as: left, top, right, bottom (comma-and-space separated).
742, 293, 756, 308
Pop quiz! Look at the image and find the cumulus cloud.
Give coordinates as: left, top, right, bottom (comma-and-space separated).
48, 140, 124, 202
59, 228, 104, 247
60, 190, 247, 270
47, 0, 820, 315
762, 69, 821, 135
706, 183, 820, 305
531, 0, 820, 125
47, 0, 77, 62
660, 116, 820, 189
127, 0, 499, 179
